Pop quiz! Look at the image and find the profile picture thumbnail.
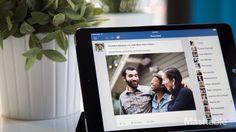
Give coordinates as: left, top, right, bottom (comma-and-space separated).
95, 43, 105, 51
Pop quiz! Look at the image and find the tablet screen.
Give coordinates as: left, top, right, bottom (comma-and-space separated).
90, 29, 236, 131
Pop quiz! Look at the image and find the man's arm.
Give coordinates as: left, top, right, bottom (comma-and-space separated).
119, 97, 126, 115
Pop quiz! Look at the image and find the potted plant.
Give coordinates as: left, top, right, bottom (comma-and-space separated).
0, 0, 103, 120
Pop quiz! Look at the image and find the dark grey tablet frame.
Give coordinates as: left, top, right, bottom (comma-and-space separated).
75, 24, 236, 132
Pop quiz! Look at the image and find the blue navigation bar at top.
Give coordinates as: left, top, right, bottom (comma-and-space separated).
91, 29, 218, 41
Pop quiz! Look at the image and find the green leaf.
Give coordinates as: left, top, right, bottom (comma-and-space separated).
62, 24, 78, 34
67, 0, 75, 10
83, 3, 94, 17
0, 10, 13, 18
34, 24, 55, 33
79, 2, 87, 17
93, 8, 103, 15
62, 22, 91, 34
42, 0, 55, 10
13, 1, 28, 22
73, 3, 81, 12
29, 34, 40, 48
71, 0, 84, 5
0, 35, 3, 49
64, 8, 82, 20
26, 0, 42, 10
48, 11, 56, 16
13, 28, 25, 38
0, 1, 14, 10
27, 17, 37, 25
55, 31, 68, 52
0, 19, 9, 37
31, 11, 50, 25
0, 19, 18, 39
25, 57, 37, 71
43, 49, 66, 62
36, 52, 43, 60
26, 0, 35, 9
77, 21, 92, 27
6, 16, 12, 30
53, 13, 65, 26
40, 31, 58, 43
20, 22, 35, 34
91, 21, 103, 26
22, 47, 42, 58
52, 0, 58, 9
58, 0, 69, 7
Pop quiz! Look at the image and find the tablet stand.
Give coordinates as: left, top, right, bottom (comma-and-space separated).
76, 112, 87, 132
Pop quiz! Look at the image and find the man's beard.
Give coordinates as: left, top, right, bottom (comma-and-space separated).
126, 79, 139, 89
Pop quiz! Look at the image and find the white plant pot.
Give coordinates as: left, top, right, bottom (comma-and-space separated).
0, 35, 82, 120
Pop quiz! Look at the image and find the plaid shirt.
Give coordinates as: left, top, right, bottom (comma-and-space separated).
119, 85, 153, 115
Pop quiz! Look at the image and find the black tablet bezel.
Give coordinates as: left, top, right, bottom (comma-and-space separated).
75, 24, 236, 132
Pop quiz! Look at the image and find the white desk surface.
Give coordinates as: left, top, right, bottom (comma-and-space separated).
0, 112, 80, 132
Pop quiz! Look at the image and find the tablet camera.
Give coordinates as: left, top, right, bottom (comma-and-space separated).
232, 68, 236, 76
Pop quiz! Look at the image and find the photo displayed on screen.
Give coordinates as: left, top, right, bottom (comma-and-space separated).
106, 53, 196, 115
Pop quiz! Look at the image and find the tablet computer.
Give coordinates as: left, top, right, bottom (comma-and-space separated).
75, 24, 236, 132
